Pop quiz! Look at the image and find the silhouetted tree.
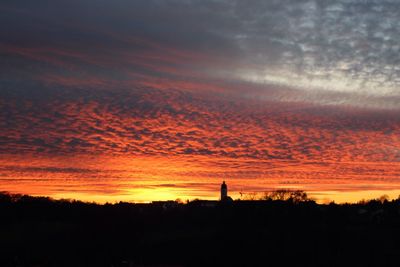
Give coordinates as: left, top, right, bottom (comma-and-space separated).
378, 194, 389, 203
240, 192, 260, 200
263, 189, 310, 203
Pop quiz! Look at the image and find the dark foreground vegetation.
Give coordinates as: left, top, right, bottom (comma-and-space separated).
1, 192, 400, 267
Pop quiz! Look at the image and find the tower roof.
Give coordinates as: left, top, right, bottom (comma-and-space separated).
221, 181, 227, 189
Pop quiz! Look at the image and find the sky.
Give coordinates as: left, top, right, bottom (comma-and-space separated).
1, 0, 400, 203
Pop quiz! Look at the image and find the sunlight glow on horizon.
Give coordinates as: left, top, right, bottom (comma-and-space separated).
2, 154, 400, 204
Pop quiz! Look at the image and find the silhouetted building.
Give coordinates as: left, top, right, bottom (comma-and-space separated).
188, 199, 218, 207
151, 200, 181, 210
221, 181, 227, 200
220, 181, 232, 201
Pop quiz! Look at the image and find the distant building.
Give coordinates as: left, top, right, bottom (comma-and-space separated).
151, 200, 181, 210
188, 199, 218, 207
220, 181, 232, 201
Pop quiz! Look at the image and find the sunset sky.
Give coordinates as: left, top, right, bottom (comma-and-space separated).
1, 0, 400, 203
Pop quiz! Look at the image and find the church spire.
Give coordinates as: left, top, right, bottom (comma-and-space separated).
220, 181, 228, 201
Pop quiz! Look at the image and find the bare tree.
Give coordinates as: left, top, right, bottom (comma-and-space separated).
263, 189, 309, 203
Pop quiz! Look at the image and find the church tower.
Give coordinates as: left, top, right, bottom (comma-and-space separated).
220, 181, 228, 201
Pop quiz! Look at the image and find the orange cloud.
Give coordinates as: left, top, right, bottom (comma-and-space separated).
1, 86, 400, 203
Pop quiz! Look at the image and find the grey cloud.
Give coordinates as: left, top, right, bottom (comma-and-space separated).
1, 0, 400, 109
232, 1, 400, 96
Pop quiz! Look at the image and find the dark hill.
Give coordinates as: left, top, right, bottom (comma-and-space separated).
1, 193, 400, 267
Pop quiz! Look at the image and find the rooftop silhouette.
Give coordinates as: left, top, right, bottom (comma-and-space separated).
220, 180, 233, 202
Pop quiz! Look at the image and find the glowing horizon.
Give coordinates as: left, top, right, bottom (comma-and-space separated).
2, 154, 400, 204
